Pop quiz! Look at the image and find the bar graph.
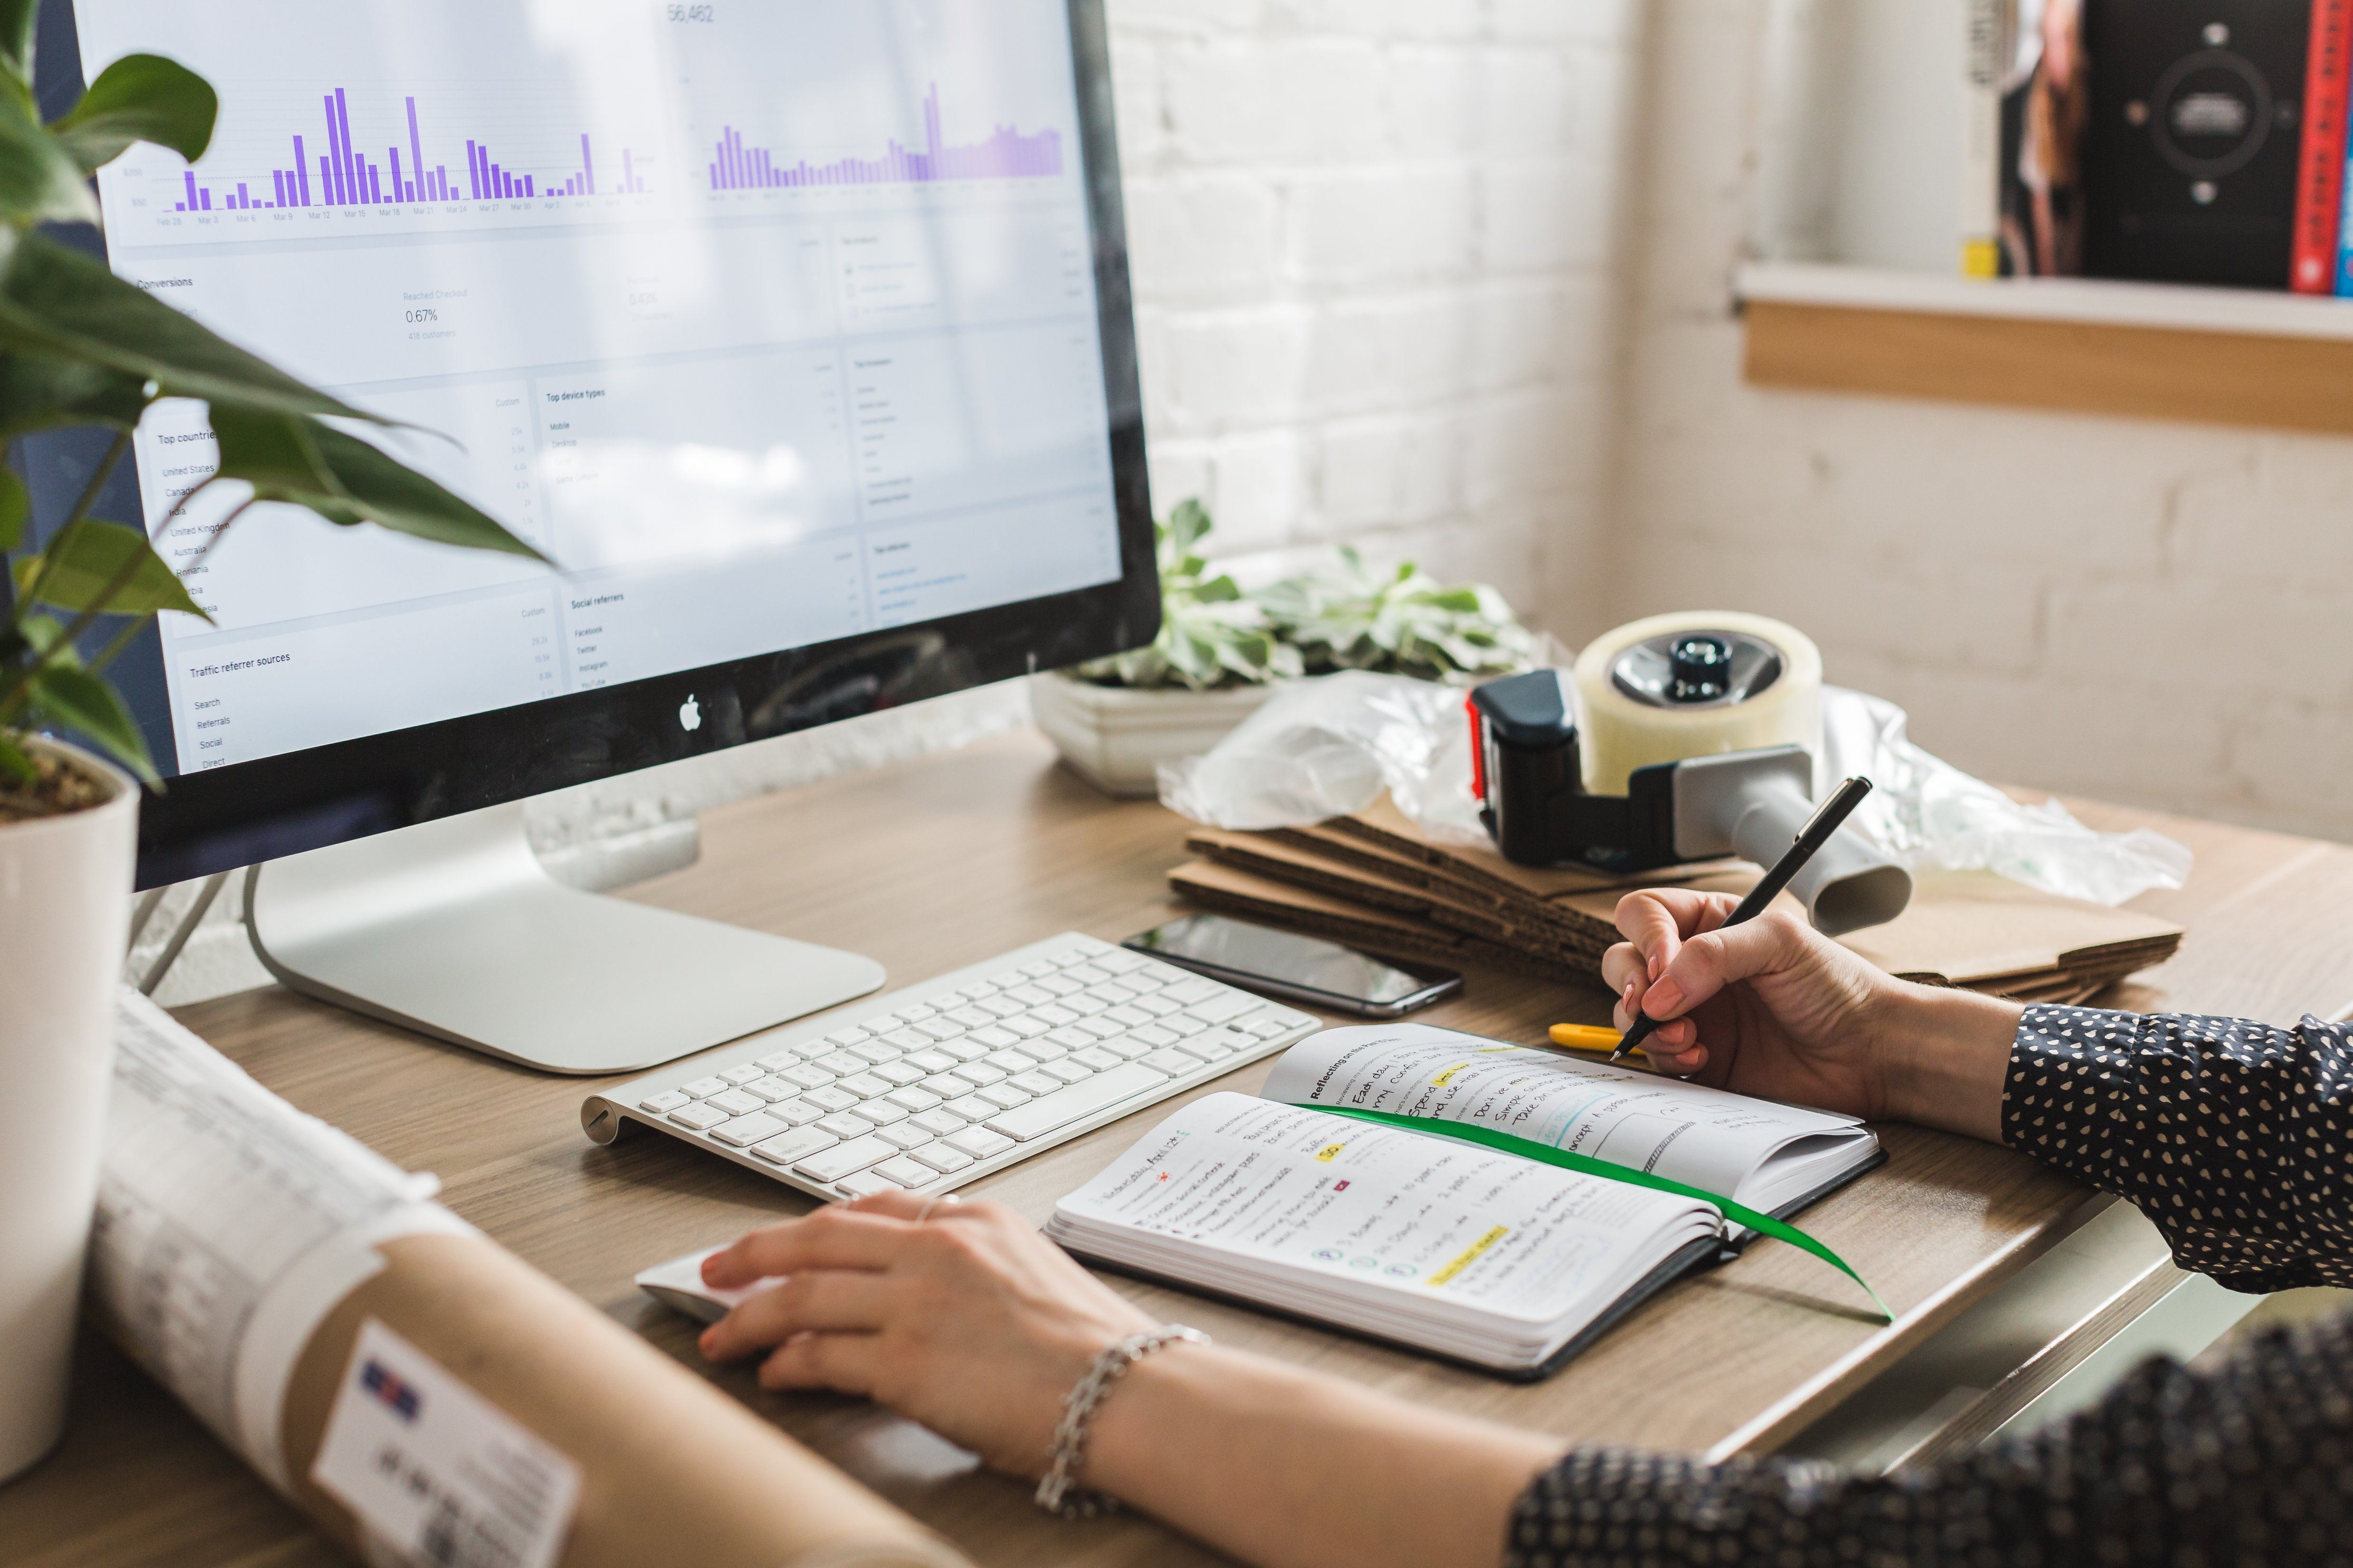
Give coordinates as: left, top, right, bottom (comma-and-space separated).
170, 87, 652, 211
707, 82, 1061, 193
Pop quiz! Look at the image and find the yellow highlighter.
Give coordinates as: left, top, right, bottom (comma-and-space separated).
1547, 1023, 1630, 1055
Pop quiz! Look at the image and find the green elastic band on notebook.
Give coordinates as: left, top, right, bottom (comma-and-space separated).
1294, 1104, 1892, 1323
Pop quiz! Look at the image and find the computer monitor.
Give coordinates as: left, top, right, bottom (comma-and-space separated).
18, 0, 1157, 1072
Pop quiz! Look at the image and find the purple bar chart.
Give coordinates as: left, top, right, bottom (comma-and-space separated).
707, 82, 1060, 193
172, 89, 651, 211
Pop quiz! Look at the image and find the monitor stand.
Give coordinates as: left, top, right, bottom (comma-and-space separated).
245, 802, 886, 1075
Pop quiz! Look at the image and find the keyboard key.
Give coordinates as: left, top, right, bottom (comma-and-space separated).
885, 1086, 943, 1113
1059, 994, 1108, 1017
639, 1090, 690, 1113
920, 1073, 972, 1100
707, 1089, 764, 1117
835, 1170, 901, 1199
883, 1028, 932, 1052
1127, 1023, 1179, 1047
1141, 1047, 1205, 1075
1103, 1005, 1152, 1028
1184, 992, 1261, 1025
984, 1048, 1040, 1072
942, 1037, 994, 1062
1190, 1026, 1257, 1059
1004, 984, 1054, 1006
752, 1127, 837, 1166
1095, 949, 1149, 974
1248, 1016, 1296, 1038
1090, 978, 1140, 1003
794, 1135, 898, 1184
1017, 962, 1059, 981
906, 1048, 958, 1074
818, 1112, 876, 1139
953, 1061, 1006, 1087
713, 1113, 786, 1148
945, 1094, 999, 1123
745, 1076, 801, 1103
682, 1076, 729, 1099
944, 1006, 995, 1029
1101, 1035, 1153, 1061
945, 1126, 1016, 1159
1070, 1046, 1123, 1072
966, 1025, 1018, 1048
987, 970, 1030, 989
850, 1041, 904, 1066
777, 1063, 837, 1091
1134, 995, 1184, 1018
974, 995, 1025, 1020
1163, 978, 1219, 1004
873, 1156, 941, 1188
874, 1060, 929, 1088
804, 1085, 861, 1112
667, 1103, 731, 1132
1045, 1026, 1096, 1050
911, 1108, 968, 1137
855, 1098, 910, 1126
929, 989, 971, 1008
960, 979, 1000, 999
914, 1018, 965, 1042
814, 1051, 869, 1076
912, 1143, 975, 1173
1002, 1015, 1053, 1040
1030, 1003, 1080, 1027
755, 1050, 806, 1072
877, 1124, 933, 1151
892, 1004, 938, 1023
1041, 1059, 1095, 1084
1035, 974, 1083, 997
1063, 962, 1113, 985
720, 1064, 766, 1085
982, 1062, 1171, 1142
836, 1072, 893, 1100
825, 1027, 873, 1047
769, 1098, 826, 1127
1075, 1017, 1125, 1040
1010, 1070, 1063, 1096
977, 1083, 1032, 1109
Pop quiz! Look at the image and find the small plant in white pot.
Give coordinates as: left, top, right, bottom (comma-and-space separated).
1033, 500, 1543, 796
0, 28, 539, 1483
1032, 500, 1300, 796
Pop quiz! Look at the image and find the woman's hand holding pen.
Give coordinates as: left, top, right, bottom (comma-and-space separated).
1604, 888, 2020, 1143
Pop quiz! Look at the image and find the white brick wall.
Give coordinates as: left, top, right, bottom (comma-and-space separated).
1605, 0, 2353, 845
144, 0, 1639, 1003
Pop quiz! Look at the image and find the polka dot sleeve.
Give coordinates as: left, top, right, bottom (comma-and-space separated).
2004, 1003, 2353, 1293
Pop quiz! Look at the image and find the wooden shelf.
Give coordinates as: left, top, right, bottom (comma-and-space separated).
1736, 262, 2353, 436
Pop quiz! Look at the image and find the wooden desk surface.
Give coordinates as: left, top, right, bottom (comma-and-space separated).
13, 729, 2353, 1568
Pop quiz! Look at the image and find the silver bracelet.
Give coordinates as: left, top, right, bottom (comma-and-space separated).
1034, 1324, 1208, 1519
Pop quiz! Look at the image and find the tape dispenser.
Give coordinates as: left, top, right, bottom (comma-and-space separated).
1467, 612, 1912, 936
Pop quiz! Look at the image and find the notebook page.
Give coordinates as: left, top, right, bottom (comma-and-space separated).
1051, 1093, 1714, 1326
1262, 1023, 1865, 1200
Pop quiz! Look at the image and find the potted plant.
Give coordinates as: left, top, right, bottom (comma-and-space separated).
0, 34, 539, 1484
1031, 499, 1300, 796
1033, 502, 1543, 796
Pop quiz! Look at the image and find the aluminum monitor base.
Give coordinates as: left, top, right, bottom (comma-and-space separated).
245, 802, 886, 1075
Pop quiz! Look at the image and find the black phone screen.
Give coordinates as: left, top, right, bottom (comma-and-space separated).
1124, 915, 1455, 1006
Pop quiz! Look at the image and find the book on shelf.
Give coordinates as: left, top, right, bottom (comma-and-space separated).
1042, 1023, 1883, 1378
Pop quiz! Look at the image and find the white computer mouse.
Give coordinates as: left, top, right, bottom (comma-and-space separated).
634, 1245, 776, 1324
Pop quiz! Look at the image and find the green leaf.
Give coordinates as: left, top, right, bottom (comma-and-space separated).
0, 351, 151, 437
26, 663, 155, 783
0, 465, 23, 551
0, 231, 384, 420
211, 408, 549, 562
1163, 497, 1211, 560
24, 519, 209, 620
0, 79, 98, 226
0, 729, 32, 786
51, 54, 216, 172
0, 0, 35, 85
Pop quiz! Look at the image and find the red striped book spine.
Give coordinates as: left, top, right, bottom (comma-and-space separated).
2293, 0, 2353, 292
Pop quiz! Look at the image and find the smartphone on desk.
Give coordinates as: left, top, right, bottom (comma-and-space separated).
1124, 913, 1463, 1018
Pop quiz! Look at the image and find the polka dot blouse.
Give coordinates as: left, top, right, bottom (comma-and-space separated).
1504, 1004, 2353, 1568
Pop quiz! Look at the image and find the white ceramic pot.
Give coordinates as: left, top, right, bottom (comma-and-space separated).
1029, 672, 1281, 797
0, 737, 136, 1484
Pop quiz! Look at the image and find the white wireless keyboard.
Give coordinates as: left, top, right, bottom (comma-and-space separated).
580, 932, 1322, 1201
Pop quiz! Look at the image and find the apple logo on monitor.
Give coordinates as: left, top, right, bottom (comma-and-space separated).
678, 695, 702, 733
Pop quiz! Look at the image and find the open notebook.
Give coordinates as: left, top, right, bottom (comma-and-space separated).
1042, 1024, 1883, 1377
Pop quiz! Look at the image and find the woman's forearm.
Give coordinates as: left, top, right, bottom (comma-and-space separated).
1084, 1342, 1563, 1568
1876, 982, 2022, 1144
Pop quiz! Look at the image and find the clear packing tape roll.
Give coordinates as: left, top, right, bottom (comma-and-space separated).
91, 992, 966, 1568
1571, 611, 1824, 796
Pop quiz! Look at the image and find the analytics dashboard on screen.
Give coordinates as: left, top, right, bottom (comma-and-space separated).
70, 0, 1124, 776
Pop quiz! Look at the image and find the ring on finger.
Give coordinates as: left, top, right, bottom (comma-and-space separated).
914, 1193, 963, 1224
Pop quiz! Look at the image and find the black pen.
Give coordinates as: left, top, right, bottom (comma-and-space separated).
1612, 776, 1876, 1064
